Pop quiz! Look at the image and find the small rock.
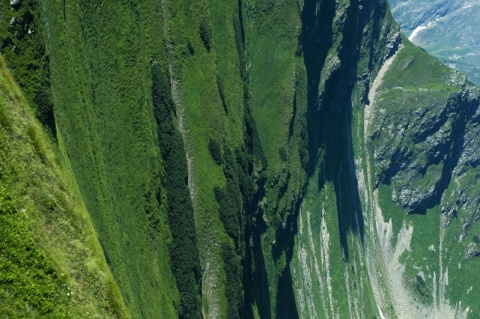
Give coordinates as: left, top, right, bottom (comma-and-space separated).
466, 242, 480, 259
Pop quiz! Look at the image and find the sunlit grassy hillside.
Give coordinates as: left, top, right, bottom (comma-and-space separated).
0, 54, 129, 318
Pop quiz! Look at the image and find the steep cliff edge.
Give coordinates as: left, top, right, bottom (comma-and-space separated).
1, 0, 480, 318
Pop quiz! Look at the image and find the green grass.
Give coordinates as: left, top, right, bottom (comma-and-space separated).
404, 208, 440, 305
246, 0, 300, 176
291, 175, 379, 319
164, 1, 244, 315
381, 38, 461, 93
41, 1, 181, 317
41, 0, 274, 316
159, 0, 308, 316
242, 2, 312, 313
0, 54, 129, 318
439, 169, 480, 318
376, 185, 405, 246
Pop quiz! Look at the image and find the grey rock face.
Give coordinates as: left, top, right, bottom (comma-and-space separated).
466, 242, 480, 259
372, 77, 480, 214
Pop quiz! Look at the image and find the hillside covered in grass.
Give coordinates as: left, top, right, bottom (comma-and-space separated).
0, 54, 129, 317
1, 0, 480, 318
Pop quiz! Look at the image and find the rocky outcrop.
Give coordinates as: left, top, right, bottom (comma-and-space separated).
466, 242, 480, 259
372, 64, 480, 214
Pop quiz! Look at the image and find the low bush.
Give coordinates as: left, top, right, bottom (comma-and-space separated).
199, 21, 212, 51
209, 138, 223, 165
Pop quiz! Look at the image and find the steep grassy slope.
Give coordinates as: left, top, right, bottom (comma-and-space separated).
243, 1, 309, 316
0, 55, 129, 318
290, 2, 480, 317
2, 0, 310, 316
2, 0, 480, 318
39, 1, 189, 317
39, 0, 263, 317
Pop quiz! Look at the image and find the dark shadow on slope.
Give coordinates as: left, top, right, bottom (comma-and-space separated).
275, 266, 299, 319
273, 198, 302, 319
302, 0, 390, 258
302, 0, 335, 174
151, 64, 202, 319
251, 221, 272, 319
234, 1, 272, 315
417, 94, 478, 215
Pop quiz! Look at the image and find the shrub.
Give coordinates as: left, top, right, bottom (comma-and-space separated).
221, 243, 243, 319
187, 40, 195, 55
278, 147, 287, 162
199, 21, 212, 51
217, 75, 228, 113
208, 138, 223, 165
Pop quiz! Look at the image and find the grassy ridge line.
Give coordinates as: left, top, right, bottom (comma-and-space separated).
43, 0, 180, 317
0, 54, 129, 318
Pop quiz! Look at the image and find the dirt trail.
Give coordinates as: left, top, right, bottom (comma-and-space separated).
363, 45, 425, 319
364, 46, 402, 142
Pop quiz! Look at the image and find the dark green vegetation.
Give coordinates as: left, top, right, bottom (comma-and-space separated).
0, 189, 70, 317
2, 0, 480, 318
0, 0, 55, 135
152, 63, 201, 319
